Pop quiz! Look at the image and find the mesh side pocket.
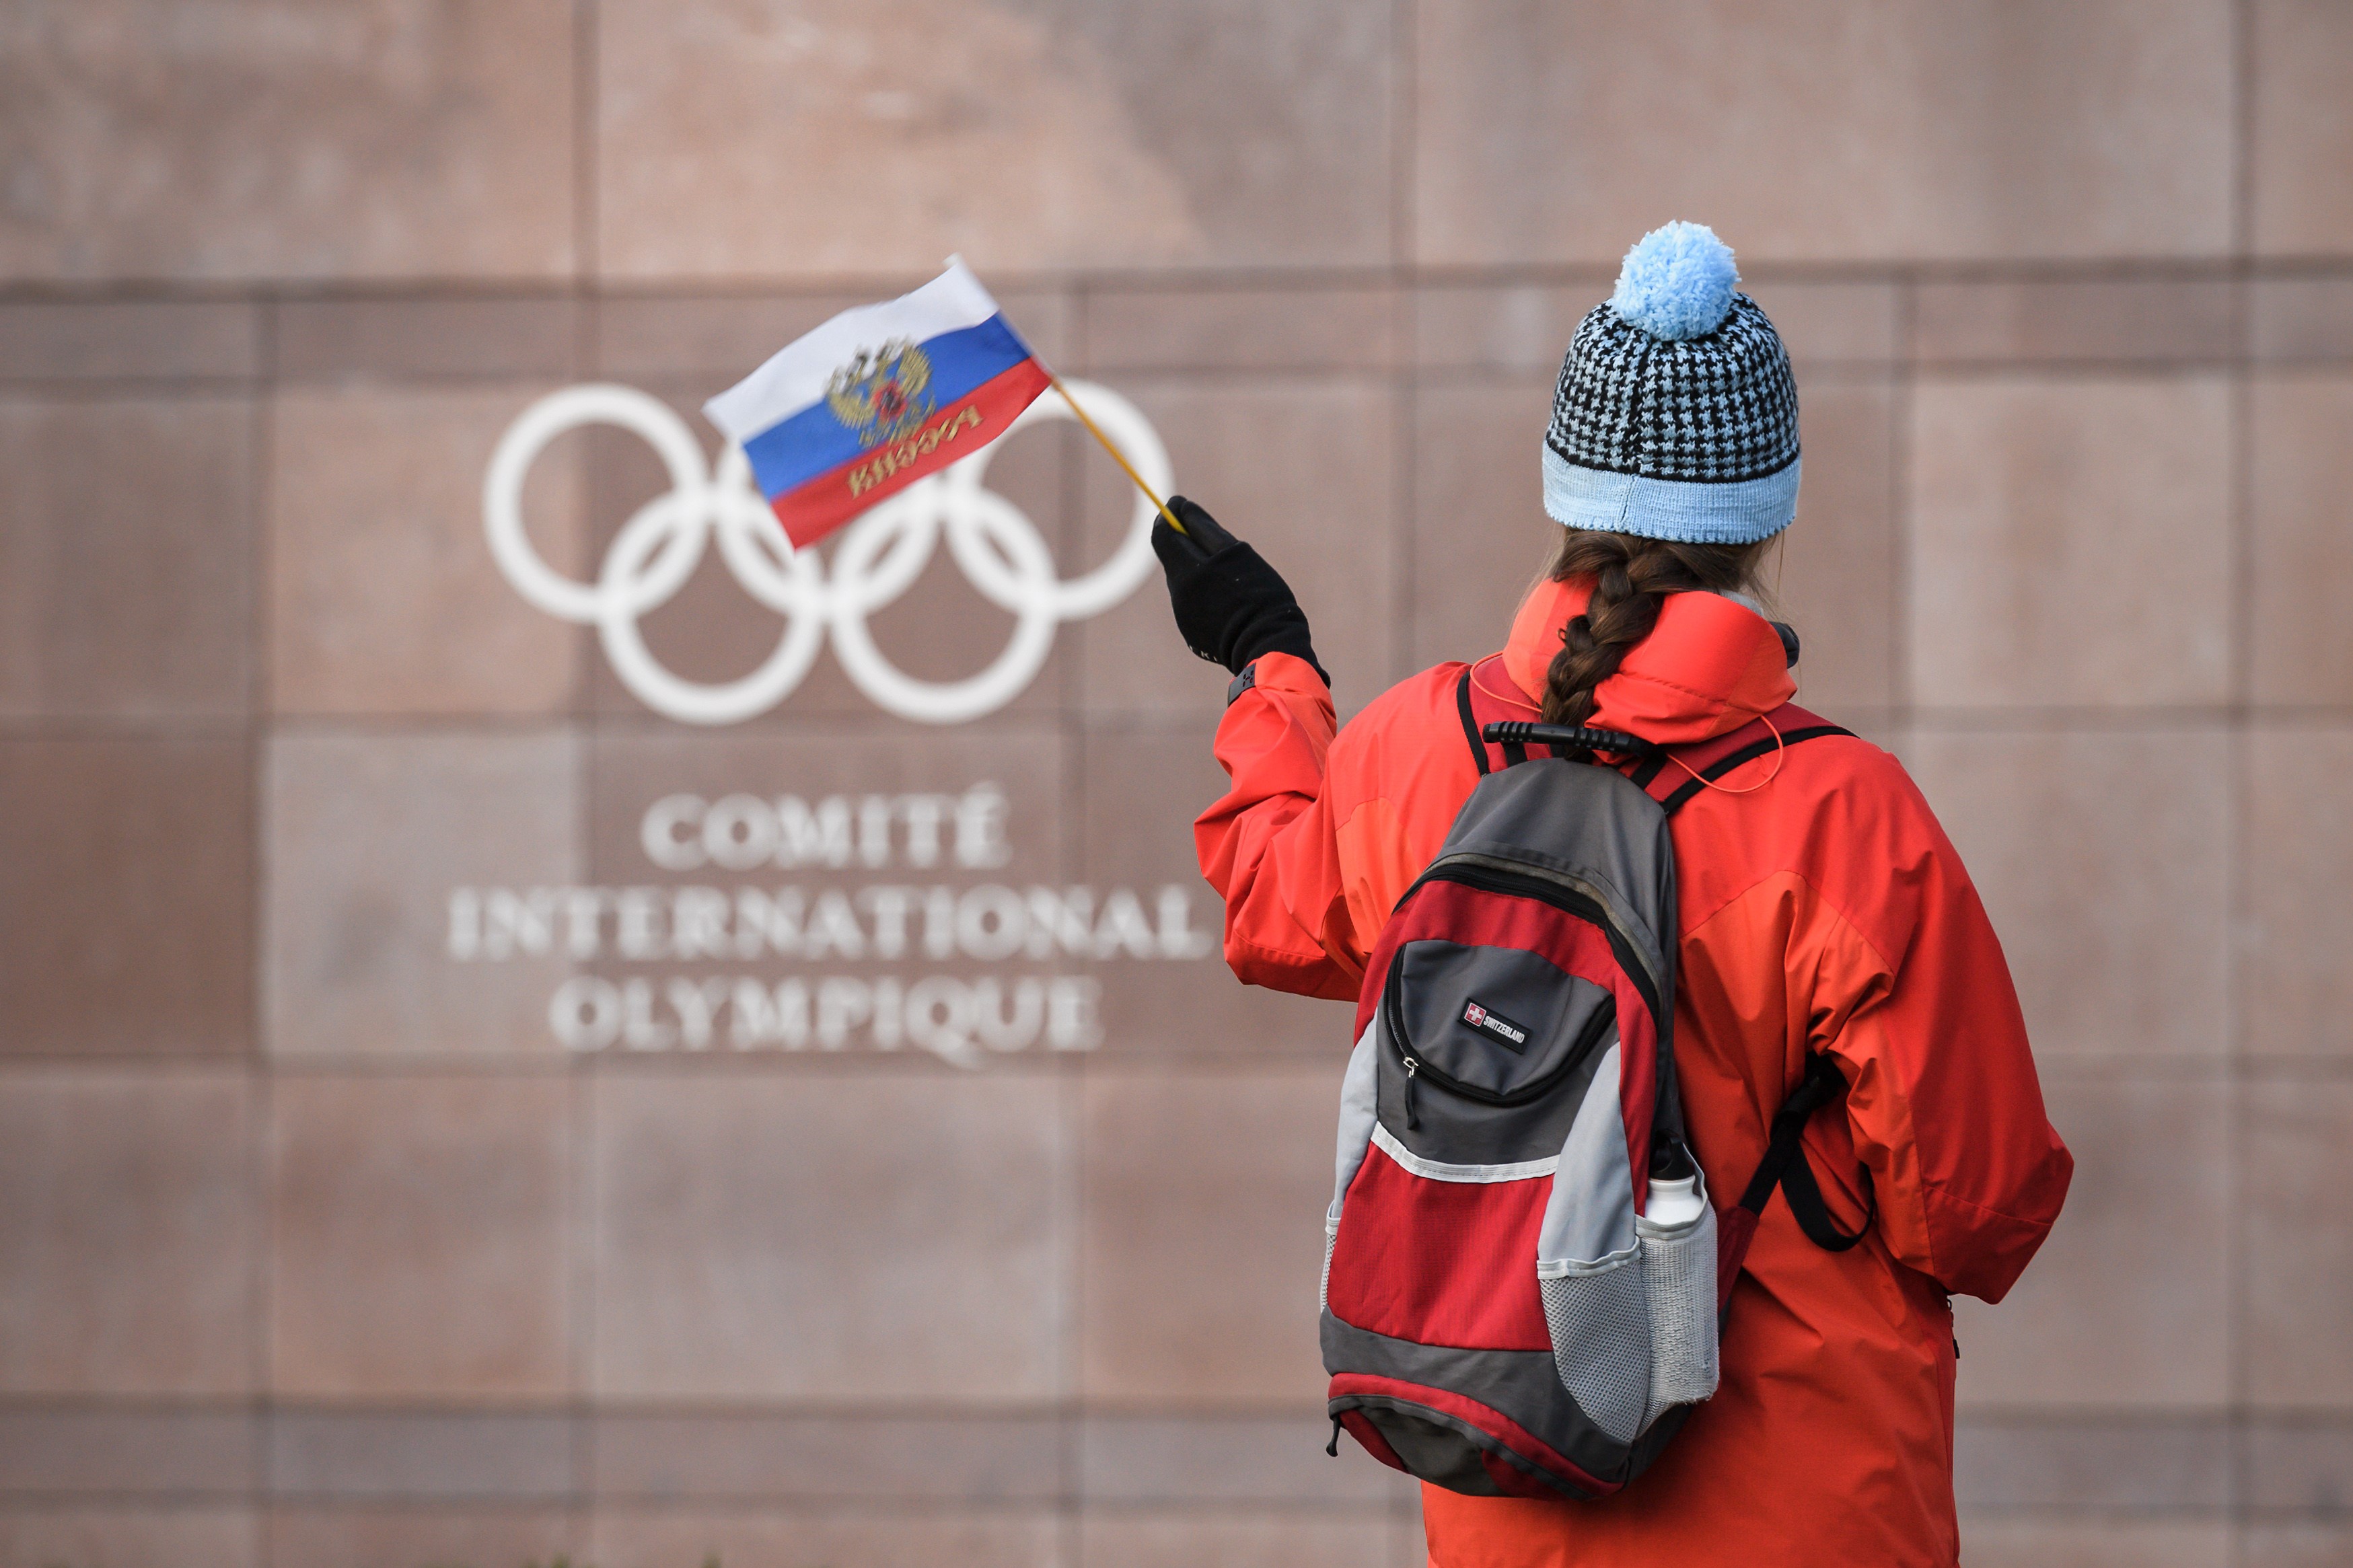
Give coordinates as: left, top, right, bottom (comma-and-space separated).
1638, 1203, 1720, 1421
1537, 1248, 1649, 1445
1319, 1209, 1340, 1310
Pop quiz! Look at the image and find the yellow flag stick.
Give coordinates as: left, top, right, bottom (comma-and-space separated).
1047, 370, 1187, 536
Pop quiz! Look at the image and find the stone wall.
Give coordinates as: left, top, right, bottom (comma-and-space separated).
1, 3, 2349, 1565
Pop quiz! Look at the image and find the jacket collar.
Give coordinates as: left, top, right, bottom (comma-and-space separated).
1497, 576, 1797, 745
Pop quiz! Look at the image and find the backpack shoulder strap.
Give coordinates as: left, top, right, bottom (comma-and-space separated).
1737, 1051, 1875, 1250
1455, 659, 1555, 775
1712, 1052, 1877, 1311
1453, 667, 1490, 776
1638, 703, 1855, 817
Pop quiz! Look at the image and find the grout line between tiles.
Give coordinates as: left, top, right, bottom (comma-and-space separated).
250, 285, 279, 1564
1057, 316, 1089, 1563
1890, 270, 1916, 733
2226, 3, 2257, 1556
570, 13, 602, 1539
1389, 0, 1418, 696
9, 264, 2352, 309
573, 0, 599, 289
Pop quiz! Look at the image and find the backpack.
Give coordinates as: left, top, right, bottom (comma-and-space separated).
1318, 665, 1869, 1501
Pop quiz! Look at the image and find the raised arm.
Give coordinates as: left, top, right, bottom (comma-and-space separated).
1195, 652, 1362, 999
1152, 500, 1361, 1000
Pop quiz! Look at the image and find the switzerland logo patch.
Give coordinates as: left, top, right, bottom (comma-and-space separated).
1461, 998, 1529, 1053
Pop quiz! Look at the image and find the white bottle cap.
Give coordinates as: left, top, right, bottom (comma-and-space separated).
1645, 1173, 1704, 1228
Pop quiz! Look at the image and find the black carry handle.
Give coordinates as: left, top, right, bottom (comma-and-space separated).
1737, 1052, 1876, 1253
1482, 720, 1661, 757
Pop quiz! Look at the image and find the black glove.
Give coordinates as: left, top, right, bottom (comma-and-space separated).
1150, 496, 1328, 685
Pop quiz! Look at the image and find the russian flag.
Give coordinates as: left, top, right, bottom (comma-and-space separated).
702, 258, 1052, 550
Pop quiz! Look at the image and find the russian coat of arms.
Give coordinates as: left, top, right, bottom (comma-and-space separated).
824, 338, 935, 447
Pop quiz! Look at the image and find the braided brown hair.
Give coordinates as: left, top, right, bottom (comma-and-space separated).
1539, 529, 1775, 727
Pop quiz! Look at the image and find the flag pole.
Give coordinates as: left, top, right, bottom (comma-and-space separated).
1046, 371, 1187, 536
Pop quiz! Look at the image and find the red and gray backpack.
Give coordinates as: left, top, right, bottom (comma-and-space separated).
1319, 663, 1867, 1500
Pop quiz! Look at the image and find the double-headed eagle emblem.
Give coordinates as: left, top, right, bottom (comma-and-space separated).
825, 338, 935, 447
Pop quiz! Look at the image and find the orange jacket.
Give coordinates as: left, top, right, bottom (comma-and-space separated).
1197, 578, 2073, 1568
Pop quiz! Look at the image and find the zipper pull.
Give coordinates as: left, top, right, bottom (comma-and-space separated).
1402, 1057, 1420, 1129
1326, 1415, 1343, 1457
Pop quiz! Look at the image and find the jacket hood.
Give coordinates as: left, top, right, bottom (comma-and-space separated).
1498, 576, 1796, 745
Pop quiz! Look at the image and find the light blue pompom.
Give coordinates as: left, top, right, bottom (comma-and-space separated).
1608, 222, 1739, 340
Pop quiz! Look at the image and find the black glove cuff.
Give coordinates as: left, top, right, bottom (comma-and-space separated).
1231, 624, 1328, 686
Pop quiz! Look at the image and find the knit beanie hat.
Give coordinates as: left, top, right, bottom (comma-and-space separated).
1542, 223, 1801, 544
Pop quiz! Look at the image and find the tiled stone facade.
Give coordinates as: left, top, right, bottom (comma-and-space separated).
2, 3, 2349, 1565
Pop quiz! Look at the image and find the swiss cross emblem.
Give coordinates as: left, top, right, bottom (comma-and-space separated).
1463, 1003, 1487, 1026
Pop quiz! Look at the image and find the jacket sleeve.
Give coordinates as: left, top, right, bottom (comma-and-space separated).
1808, 766, 2074, 1304
1192, 652, 1364, 1002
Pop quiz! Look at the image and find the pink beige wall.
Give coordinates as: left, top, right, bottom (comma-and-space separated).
3, 3, 2351, 1565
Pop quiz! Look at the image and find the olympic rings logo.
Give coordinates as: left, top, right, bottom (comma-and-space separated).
482, 380, 1169, 726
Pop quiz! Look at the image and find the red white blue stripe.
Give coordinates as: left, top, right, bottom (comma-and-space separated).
702, 258, 1050, 550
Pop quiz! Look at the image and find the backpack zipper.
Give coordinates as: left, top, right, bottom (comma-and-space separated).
1400, 854, 1665, 1030
1383, 952, 1616, 1122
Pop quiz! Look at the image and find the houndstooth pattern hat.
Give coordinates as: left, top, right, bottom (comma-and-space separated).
1542, 223, 1801, 544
